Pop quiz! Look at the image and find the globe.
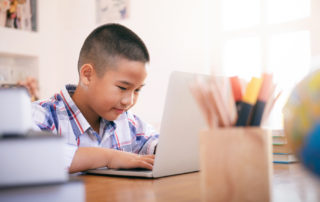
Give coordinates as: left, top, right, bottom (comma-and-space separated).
283, 69, 320, 177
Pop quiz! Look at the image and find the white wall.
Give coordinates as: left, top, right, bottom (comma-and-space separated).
121, 0, 208, 127
37, 1, 60, 99
36, 0, 208, 128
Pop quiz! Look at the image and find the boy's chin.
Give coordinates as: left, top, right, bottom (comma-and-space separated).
102, 113, 122, 121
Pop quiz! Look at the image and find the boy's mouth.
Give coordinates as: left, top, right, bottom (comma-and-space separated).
113, 108, 126, 114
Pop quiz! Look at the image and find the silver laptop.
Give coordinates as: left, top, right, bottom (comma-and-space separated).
86, 71, 205, 178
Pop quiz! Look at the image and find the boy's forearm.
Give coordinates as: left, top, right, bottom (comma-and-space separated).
68, 147, 113, 173
69, 146, 155, 173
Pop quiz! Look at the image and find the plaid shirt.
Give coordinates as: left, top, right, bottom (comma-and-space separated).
32, 85, 159, 167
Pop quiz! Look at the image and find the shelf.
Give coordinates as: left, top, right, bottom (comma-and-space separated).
0, 53, 38, 84
0, 27, 39, 84
0, 27, 40, 57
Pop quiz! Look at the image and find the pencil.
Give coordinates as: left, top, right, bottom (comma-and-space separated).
229, 76, 243, 115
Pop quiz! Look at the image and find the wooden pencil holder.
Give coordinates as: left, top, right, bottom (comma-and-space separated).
199, 127, 272, 202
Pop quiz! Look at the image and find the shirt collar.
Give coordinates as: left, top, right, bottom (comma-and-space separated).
61, 84, 118, 135
101, 118, 116, 132
60, 84, 91, 134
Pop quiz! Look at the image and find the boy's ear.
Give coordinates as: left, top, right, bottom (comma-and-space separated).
79, 64, 94, 86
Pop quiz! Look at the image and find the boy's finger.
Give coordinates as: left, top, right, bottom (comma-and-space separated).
136, 161, 153, 170
139, 154, 155, 159
141, 157, 154, 165
138, 155, 155, 165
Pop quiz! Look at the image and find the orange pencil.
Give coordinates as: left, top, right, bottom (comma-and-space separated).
229, 76, 243, 114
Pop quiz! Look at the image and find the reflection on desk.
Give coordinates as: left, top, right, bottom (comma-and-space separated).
273, 164, 320, 202
78, 164, 320, 202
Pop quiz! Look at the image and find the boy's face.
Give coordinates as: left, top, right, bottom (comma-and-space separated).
87, 58, 147, 121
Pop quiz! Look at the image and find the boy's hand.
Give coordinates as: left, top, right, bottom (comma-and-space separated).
69, 147, 155, 173
108, 150, 155, 170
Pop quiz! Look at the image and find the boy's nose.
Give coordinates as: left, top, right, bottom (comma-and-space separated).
121, 93, 134, 107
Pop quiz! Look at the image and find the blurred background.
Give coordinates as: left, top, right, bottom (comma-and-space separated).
0, 0, 319, 130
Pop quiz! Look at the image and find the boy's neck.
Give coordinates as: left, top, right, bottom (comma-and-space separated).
71, 85, 100, 133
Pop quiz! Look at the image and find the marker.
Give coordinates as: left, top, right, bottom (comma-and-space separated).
250, 73, 273, 126
235, 77, 262, 126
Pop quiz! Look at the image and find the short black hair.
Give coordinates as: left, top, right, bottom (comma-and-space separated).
77, 23, 149, 76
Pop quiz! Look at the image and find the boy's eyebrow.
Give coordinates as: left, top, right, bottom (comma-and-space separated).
118, 81, 145, 87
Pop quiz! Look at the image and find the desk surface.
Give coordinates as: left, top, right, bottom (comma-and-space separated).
79, 164, 320, 202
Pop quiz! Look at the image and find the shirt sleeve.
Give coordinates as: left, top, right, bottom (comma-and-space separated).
32, 102, 77, 169
64, 143, 78, 169
31, 102, 56, 133
129, 113, 159, 155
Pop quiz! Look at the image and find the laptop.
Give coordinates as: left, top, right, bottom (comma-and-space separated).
86, 71, 205, 178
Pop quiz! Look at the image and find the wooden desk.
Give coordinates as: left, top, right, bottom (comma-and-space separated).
79, 164, 320, 202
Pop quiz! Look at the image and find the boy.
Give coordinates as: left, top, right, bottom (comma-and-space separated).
31, 23, 159, 173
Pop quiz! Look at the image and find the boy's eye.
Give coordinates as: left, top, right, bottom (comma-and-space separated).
135, 88, 141, 93
117, 86, 127, 91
